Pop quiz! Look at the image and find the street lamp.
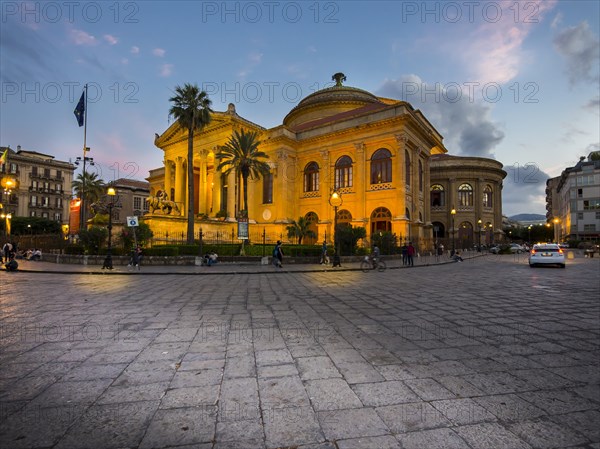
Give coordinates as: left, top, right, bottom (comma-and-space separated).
450, 207, 456, 255
0, 212, 11, 237
102, 187, 117, 270
329, 189, 343, 267
527, 225, 532, 244
477, 218, 482, 252
74, 149, 94, 231
553, 218, 560, 243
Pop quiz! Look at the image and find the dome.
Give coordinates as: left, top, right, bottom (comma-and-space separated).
283, 84, 383, 129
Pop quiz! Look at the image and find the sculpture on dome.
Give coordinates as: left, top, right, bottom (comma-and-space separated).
332, 72, 346, 87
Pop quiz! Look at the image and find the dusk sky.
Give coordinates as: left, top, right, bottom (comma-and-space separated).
1, 0, 599, 216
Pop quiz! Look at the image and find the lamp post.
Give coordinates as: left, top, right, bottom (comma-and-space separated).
477, 219, 482, 252
74, 149, 94, 231
527, 225, 532, 244
102, 187, 117, 270
450, 207, 456, 255
553, 218, 560, 243
329, 189, 343, 267
0, 212, 11, 237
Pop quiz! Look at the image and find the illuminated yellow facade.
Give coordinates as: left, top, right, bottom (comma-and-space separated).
147, 81, 453, 248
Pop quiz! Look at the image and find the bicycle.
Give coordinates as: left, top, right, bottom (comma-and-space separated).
360, 255, 386, 272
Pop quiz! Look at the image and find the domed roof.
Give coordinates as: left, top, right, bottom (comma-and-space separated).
283, 76, 384, 128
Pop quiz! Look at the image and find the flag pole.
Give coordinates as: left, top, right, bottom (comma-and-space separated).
80, 83, 88, 232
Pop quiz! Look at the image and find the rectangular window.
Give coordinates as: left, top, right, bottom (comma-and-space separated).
56, 183, 62, 192
56, 170, 62, 180
143, 199, 149, 212
44, 168, 50, 177
584, 224, 596, 231
578, 188, 583, 198
31, 166, 38, 175
10, 163, 17, 173
31, 196, 37, 206
31, 180, 38, 189
42, 196, 50, 207
577, 212, 583, 219
583, 199, 600, 210
42, 212, 49, 218
54, 212, 62, 221
263, 172, 273, 204
133, 196, 142, 210
30, 211, 36, 217
596, 211, 600, 219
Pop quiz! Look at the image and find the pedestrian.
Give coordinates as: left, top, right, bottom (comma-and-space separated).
2, 241, 12, 263
407, 241, 415, 267
208, 251, 219, 266
401, 243, 408, 265
129, 245, 142, 270
438, 243, 444, 257
320, 241, 329, 264
273, 240, 283, 268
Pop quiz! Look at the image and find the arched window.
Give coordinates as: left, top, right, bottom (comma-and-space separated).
418, 160, 423, 191
405, 207, 411, 220
370, 149, 392, 184
305, 212, 319, 244
483, 185, 493, 208
335, 156, 353, 189
419, 212, 423, 223
458, 183, 473, 207
303, 162, 319, 192
430, 184, 445, 207
405, 150, 411, 185
371, 207, 392, 234
337, 209, 352, 225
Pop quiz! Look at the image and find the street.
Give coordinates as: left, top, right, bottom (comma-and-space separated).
1, 254, 599, 448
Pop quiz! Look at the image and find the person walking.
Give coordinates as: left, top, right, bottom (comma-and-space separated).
273, 240, 283, 268
320, 241, 329, 265
407, 241, 415, 267
401, 243, 408, 266
2, 242, 12, 263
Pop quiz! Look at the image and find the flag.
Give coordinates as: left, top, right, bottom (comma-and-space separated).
74, 91, 85, 127
0, 149, 7, 167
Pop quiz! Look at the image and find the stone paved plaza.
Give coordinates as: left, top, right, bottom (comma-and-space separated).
1, 254, 599, 448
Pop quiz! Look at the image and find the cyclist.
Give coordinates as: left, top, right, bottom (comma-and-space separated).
371, 245, 381, 268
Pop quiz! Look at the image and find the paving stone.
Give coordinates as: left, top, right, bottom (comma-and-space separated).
28, 379, 113, 407
215, 418, 264, 442
454, 422, 533, 449
431, 398, 496, 425
374, 364, 416, 381
335, 362, 385, 384
160, 385, 219, 408
517, 389, 598, 415
396, 428, 471, 449
473, 393, 546, 421
263, 405, 323, 448
259, 376, 311, 408
317, 408, 389, 440
351, 380, 420, 406
54, 400, 159, 449
297, 356, 342, 380
170, 369, 223, 388
305, 378, 363, 410
255, 349, 294, 366
139, 406, 217, 448
337, 434, 401, 449
219, 377, 260, 422
404, 378, 457, 401
224, 356, 256, 378
376, 402, 451, 433
61, 362, 128, 381
509, 418, 589, 448
548, 410, 600, 441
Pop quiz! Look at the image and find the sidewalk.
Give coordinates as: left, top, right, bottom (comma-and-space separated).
6, 253, 472, 275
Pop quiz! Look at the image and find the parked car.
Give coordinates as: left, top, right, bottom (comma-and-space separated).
509, 243, 525, 254
529, 243, 565, 268
489, 245, 500, 254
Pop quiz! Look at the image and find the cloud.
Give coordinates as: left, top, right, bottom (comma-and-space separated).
103, 34, 118, 45
70, 29, 97, 45
553, 21, 600, 85
463, 0, 557, 84
583, 96, 600, 113
153, 48, 166, 57
131, 46, 140, 54
237, 51, 264, 79
159, 63, 173, 77
501, 162, 551, 215
378, 74, 505, 158
121, 58, 129, 65
551, 12, 563, 29
585, 142, 600, 155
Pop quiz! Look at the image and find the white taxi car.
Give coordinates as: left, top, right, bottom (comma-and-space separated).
529, 243, 565, 268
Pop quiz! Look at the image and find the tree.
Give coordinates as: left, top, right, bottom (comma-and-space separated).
78, 226, 107, 255
215, 129, 271, 215
118, 221, 153, 250
169, 83, 213, 244
72, 172, 105, 219
336, 225, 366, 256
286, 216, 317, 245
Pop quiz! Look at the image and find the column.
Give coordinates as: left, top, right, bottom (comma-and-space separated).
227, 170, 236, 220
164, 159, 172, 200
213, 163, 222, 215
174, 156, 185, 215
354, 142, 366, 221
198, 150, 208, 214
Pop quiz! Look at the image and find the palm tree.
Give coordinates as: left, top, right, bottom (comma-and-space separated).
286, 216, 317, 245
215, 129, 270, 215
169, 83, 213, 244
72, 172, 105, 217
